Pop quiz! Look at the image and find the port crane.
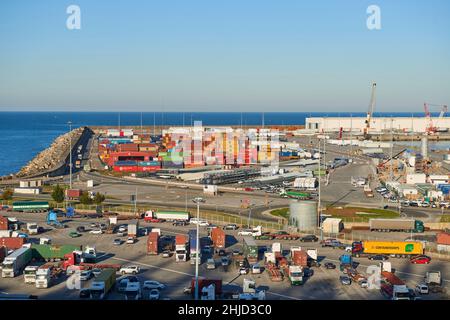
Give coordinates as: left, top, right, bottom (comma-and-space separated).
424, 103, 448, 134
364, 82, 377, 139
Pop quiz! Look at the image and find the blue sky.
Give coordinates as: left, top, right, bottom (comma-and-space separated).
0, 0, 449, 112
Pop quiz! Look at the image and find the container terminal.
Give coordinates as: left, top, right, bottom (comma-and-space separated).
0, 102, 450, 300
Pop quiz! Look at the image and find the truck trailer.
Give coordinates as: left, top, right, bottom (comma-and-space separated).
210, 228, 226, 249
369, 219, 424, 233
89, 268, 116, 299
243, 237, 258, 264
144, 210, 190, 222
352, 241, 424, 258
146, 232, 159, 255
12, 201, 49, 212
1, 247, 33, 277
31, 244, 81, 261
175, 234, 188, 262
189, 229, 200, 265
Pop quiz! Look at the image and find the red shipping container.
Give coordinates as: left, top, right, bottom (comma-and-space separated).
437, 232, 450, 246
147, 232, 159, 255
0, 237, 26, 250
292, 250, 308, 267
176, 234, 187, 245
65, 189, 82, 198
0, 216, 8, 230
210, 228, 226, 249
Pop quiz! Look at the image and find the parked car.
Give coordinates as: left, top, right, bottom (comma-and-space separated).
79, 270, 93, 281
126, 237, 136, 244
173, 221, 188, 226
218, 249, 227, 256
340, 276, 352, 285
221, 257, 230, 266
232, 250, 242, 256
118, 278, 129, 292
113, 238, 122, 246
79, 289, 91, 299
239, 267, 249, 275
90, 222, 98, 228
148, 289, 160, 300
206, 259, 216, 270
89, 229, 103, 235
91, 268, 102, 277
199, 220, 209, 227
223, 224, 238, 230
360, 280, 369, 288
410, 255, 431, 264
118, 225, 127, 232
303, 268, 314, 277
300, 235, 318, 242
368, 254, 389, 261
238, 229, 254, 236
69, 231, 81, 238
415, 283, 429, 294
76, 226, 86, 233
143, 280, 165, 290
120, 265, 140, 275
162, 250, 171, 258
324, 262, 336, 269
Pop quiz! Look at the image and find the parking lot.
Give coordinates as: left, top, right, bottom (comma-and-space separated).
1, 210, 448, 300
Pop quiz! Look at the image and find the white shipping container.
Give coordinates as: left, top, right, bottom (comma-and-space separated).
406, 173, 427, 184
87, 180, 94, 188
13, 188, 40, 195
322, 218, 343, 234
0, 230, 12, 237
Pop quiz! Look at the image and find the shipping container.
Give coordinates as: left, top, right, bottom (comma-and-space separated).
31, 244, 81, 261
352, 241, 424, 257
369, 219, 424, 233
0, 237, 26, 250
12, 201, 49, 212
210, 228, 226, 249
65, 189, 82, 199
437, 233, 450, 246
0, 216, 8, 230
147, 232, 159, 255
243, 237, 258, 264
291, 250, 308, 267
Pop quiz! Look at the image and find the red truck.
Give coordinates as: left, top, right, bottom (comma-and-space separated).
291, 250, 308, 267
62, 252, 121, 271
147, 232, 159, 255
210, 228, 225, 249
0, 237, 26, 250
381, 271, 405, 286
0, 215, 8, 230
188, 277, 222, 296
65, 189, 82, 200
255, 231, 301, 240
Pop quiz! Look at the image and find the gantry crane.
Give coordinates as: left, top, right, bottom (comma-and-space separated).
364, 82, 377, 139
424, 103, 448, 134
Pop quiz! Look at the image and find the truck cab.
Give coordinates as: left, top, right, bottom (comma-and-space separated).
414, 220, 425, 233
288, 265, 304, 285
35, 265, 52, 289
124, 281, 142, 300
26, 223, 39, 235
23, 266, 39, 284
392, 285, 411, 300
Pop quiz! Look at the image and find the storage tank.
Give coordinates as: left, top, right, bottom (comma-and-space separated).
288, 200, 317, 232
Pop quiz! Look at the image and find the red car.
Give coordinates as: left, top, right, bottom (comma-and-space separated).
410, 255, 431, 264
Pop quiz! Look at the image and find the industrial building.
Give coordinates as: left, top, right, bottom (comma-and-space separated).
305, 117, 450, 133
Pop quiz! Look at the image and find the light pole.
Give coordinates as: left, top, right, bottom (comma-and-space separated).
68, 121, 73, 189
192, 197, 205, 300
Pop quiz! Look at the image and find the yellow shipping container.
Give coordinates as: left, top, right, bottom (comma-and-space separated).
363, 241, 424, 255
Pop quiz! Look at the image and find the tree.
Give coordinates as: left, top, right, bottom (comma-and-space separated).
1, 188, 13, 200
51, 185, 65, 203
79, 191, 92, 205
93, 192, 105, 205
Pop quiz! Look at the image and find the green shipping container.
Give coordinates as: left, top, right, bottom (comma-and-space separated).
12, 201, 49, 212
243, 237, 258, 263
31, 244, 81, 260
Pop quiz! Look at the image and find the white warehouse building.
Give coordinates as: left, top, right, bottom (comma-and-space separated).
305, 117, 450, 133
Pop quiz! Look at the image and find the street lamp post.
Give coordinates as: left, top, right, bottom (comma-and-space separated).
68, 121, 73, 189
192, 197, 205, 301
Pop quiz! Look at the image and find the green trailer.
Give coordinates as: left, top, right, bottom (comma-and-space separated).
12, 201, 49, 212
243, 237, 258, 264
31, 244, 81, 261
90, 268, 116, 299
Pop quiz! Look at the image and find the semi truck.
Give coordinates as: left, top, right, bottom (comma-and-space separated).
1, 247, 32, 277
369, 219, 424, 233
287, 265, 304, 285
12, 201, 49, 212
127, 220, 139, 238
352, 241, 424, 258
189, 277, 222, 298
23, 265, 39, 284
189, 229, 200, 265
144, 210, 190, 222
89, 268, 116, 299
31, 244, 82, 261
175, 234, 188, 262
425, 271, 446, 293
35, 263, 54, 289
243, 236, 258, 264
26, 223, 39, 235
146, 232, 159, 255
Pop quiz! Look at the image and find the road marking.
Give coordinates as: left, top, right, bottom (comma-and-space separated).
111, 257, 194, 277
265, 291, 302, 300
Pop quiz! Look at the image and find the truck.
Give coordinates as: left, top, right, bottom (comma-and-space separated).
352, 241, 424, 258
89, 268, 116, 299
26, 223, 39, 235
424, 271, 446, 293
35, 263, 54, 289
201, 283, 216, 300
243, 236, 258, 264
31, 244, 81, 261
1, 247, 32, 277
339, 254, 353, 272
65, 189, 82, 200
146, 232, 159, 255
369, 219, 424, 233
287, 265, 304, 285
12, 201, 49, 212
189, 277, 222, 298
364, 185, 374, 198
189, 229, 201, 265
124, 281, 142, 300
306, 248, 320, 267
255, 230, 301, 241
144, 210, 190, 222
210, 228, 225, 249
175, 234, 188, 262
46, 210, 65, 229
239, 278, 266, 300
75, 160, 81, 169
62, 251, 121, 272
380, 283, 411, 300
290, 247, 308, 267
127, 220, 139, 238
23, 265, 39, 284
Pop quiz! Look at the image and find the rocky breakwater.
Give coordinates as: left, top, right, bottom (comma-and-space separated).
16, 128, 84, 178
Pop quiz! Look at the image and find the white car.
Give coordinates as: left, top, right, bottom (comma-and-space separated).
345, 246, 352, 252
126, 237, 136, 244
238, 229, 254, 236
149, 289, 160, 300
120, 265, 140, 275
189, 218, 200, 225
79, 270, 93, 281
143, 280, 165, 290
199, 220, 209, 227
89, 229, 103, 234
415, 284, 429, 294
118, 225, 127, 232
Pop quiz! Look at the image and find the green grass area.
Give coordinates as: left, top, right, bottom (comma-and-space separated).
270, 208, 290, 220
326, 206, 400, 222
440, 215, 450, 223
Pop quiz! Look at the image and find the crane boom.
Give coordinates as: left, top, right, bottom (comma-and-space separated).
364, 82, 377, 137
424, 103, 448, 134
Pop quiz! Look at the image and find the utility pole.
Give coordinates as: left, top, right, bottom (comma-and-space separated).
68, 121, 73, 189
134, 187, 138, 216
317, 135, 322, 239
118, 113, 121, 131
192, 197, 204, 301
390, 117, 394, 181
153, 112, 156, 136
140, 112, 143, 135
